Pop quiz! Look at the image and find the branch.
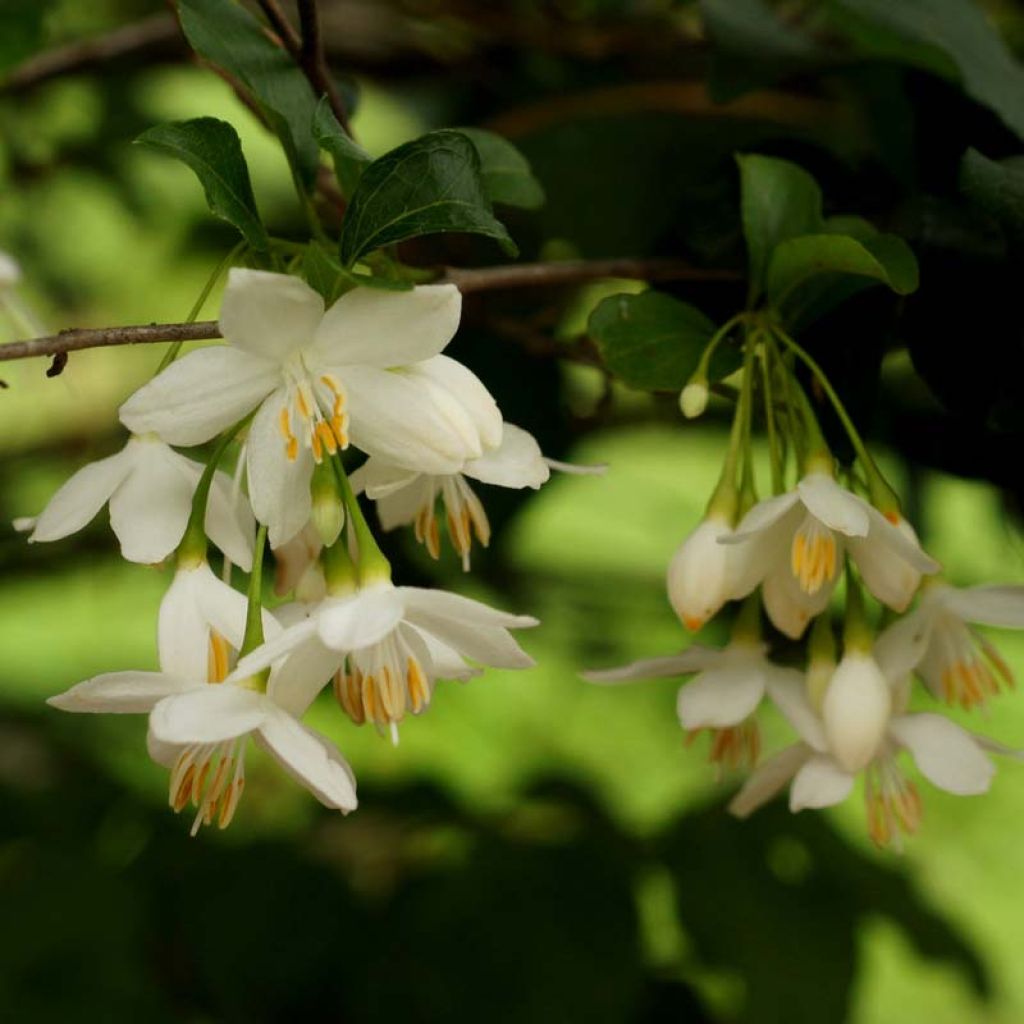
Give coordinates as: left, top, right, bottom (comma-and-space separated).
0, 321, 220, 364
296, 0, 353, 135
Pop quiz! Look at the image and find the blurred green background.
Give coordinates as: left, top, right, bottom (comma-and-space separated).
3, 1, 1024, 1021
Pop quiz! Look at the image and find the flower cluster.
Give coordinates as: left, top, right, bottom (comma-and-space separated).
30, 269, 578, 834
585, 317, 1023, 848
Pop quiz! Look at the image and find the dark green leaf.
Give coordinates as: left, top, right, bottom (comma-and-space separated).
312, 97, 371, 199
822, 214, 878, 240
830, 0, 1024, 141
737, 154, 823, 301
960, 148, 1024, 246
455, 128, 546, 210
177, 0, 319, 189
588, 291, 730, 391
339, 130, 517, 267
135, 117, 268, 251
302, 243, 346, 303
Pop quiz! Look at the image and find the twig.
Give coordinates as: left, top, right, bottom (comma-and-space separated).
297, 0, 352, 135
0, 322, 220, 364
256, 0, 303, 54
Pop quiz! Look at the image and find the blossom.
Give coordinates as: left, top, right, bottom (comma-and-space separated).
352, 423, 603, 569
875, 583, 1024, 709
49, 560, 356, 833
25, 433, 254, 568
730, 667, 1012, 847
584, 642, 801, 770
231, 582, 538, 734
120, 270, 500, 548
724, 471, 939, 637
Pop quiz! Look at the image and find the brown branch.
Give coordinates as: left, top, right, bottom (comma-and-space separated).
297, 0, 352, 135
0, 322, 221, 364
257, 0, 303, 55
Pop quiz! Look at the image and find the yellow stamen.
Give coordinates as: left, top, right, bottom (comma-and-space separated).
207, 631, 231, 684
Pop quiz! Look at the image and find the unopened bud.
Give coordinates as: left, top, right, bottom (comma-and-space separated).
311, 462, 344, 546
680, 380, 708, 419
822, 651, 891, 773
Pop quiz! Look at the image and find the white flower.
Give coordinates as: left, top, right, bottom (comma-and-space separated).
49, 561, 356, 833
231, 581, 538, 733
725, 471, 939, 637
120, 270, 501, 548
352, 423, 604, 570
730, 669, 1012, 847
876, 583, 1024, 709
584, 642, 800, 770
26, 433, 254, 568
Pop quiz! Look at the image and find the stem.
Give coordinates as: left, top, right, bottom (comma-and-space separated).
693, 312, 745, 384
331, 455, 391, 583
843, 565, 873, 652
737, 331, 758, 508
240, 524, 268, 657
757, 332, 783, 494
157, 241, 246, 373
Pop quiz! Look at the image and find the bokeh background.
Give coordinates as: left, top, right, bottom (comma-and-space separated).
3, 1, 1024, 1021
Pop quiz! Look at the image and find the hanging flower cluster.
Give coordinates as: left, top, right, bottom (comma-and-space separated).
28, 269, 577, 834
585, 314, 1024, 849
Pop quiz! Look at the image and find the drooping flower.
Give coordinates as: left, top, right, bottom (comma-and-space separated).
120, 270, 500, 547
24, 433, 254, 568
730, 667, 1013, 848
724, 471, 939, 637
49, 561, 356, 833
584, 642, 800, 771
875, 583, 1024, 709
230, 581, 537, 736
352, 423, 604, 569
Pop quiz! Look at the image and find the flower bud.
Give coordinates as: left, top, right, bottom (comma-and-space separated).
822, 651, 891, 772
679, 380, 709, 419
667, 516, 735, 631
311, 462, 345, 547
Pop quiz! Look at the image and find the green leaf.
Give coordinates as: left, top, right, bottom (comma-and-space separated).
822, 214, 878, 240
829, 0, 1024, 141
960, 148, 1024, 246
587, 291, 731, 391
302, 243, 346, 303
455, 128, 546, 210
135, 117, 269, 251
339, 130, 517, 267
737, 154, 823, 301
312, 97, 371, 199
177, 0, 319, 189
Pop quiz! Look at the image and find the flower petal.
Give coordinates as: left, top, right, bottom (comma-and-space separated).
266, 636, 343, 717
764, 669, 829, 752
943, 585, 1024, 629
120, 346, 280, 445
340, 364, 473, 473
374, 478, 432, 532
790, 755, 855, 810
889, 713, 995, 795
230, 618, 320, 681
149, 685, 267, 744
464, 423, 549, 489
257, 706, 357, 811
29, 446, 131, 543
311, 283, 460, 367
762, 562, 833, 639
146, 726, 181, 769
727, 489, 801, 543
405, 622, 478, 682
849, 511, 938, 608
108, 440, 194, 564
349, 458, 422, 499
204, 464, 256, 571
400, 586, 538, 630
728, 743, 812, 818
796, 473, 869, 537
874, 608, 931, 683
676, 663, 766, 728
246, 390, 315, 548
219, 268, 324, 360
48, 671, 197, 713
318, 585, 406, 652
582, 647, 722, 684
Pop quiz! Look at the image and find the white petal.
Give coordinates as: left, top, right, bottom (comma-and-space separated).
266, 636, 343, 717
404, 622, 478, 682
119, 346, 280, 446
402, 355, 503, 452
676, 663, 766, 728
400, 586, 538, 631
108, 440, 195, 564
29, 446, 132, 543
874, 608, 931, 682
943, 585, 1024, 629
764, 669, 828, 752
762, 562, 833, 639
867, 509, 940, 575
245, 390, 316, 548
149, 685, 267, 744
796, 473, 869, 537
310, 283, 460, 367
666, 518, 735, 631
728, 743, 812, 818
582, 647, 723, 684
48, 671, 197, 713
257, 706, 357, 810
230, 617, 320, 681
318, 585, 406, 652
889, 713, 995, 795
374, 479, 431, 532
204, 466, 256, 571
146, 726, 181, 769
727, 489, 801, 543
219, 268, 324, 360
850, 511, 938, 610
790, 755, 855, 810
544, 457, 607, 476
349, 458, 422, 499
464, 424, 549, 489
340, 364, 473, 473
822, 652, 892, 773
